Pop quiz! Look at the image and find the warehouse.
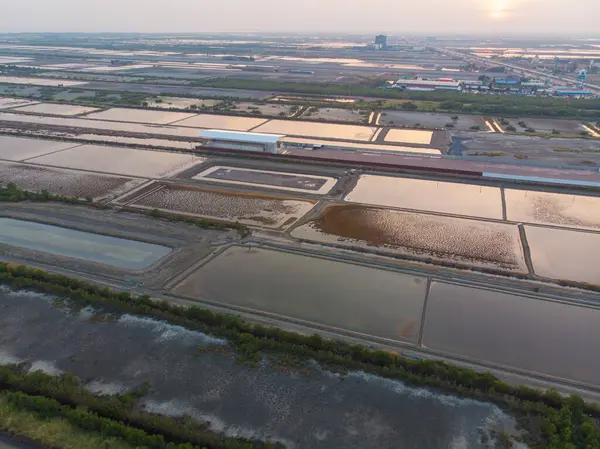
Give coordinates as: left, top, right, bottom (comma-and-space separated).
393, 79, 462, 92
199, 129, 284, 153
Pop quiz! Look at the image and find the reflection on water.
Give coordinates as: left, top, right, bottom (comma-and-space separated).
27, 144, 201, 178
525, 226, 600, 285
346, 175, 503, 219
174, 246, 428, 342
384, 128, 434, 145
254, 119, 376, 141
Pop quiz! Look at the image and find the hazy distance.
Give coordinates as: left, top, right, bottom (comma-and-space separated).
0, 0, 598, 35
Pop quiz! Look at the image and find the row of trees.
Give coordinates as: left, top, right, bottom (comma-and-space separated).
1, 263, 600, 447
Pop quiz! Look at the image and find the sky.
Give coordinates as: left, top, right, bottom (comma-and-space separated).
0, 0, 598, 35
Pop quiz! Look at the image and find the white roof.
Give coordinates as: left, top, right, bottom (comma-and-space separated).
199, 129, 283, 144
396, 79, 461, 87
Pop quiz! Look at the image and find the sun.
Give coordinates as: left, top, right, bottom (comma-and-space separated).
489, 0, 511, 20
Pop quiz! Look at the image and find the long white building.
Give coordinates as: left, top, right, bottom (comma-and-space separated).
199, 129, 284, 153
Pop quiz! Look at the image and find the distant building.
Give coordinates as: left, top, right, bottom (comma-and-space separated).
288, 69, 315, 75
199, 130, 283, 153
495, 75, 521, 85
375, 35, 387, 50
394, 79, 461, 92
241, 65, 279, 72
553, 89, 593, 97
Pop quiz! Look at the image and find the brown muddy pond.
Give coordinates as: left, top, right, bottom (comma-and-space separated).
173, 246, 428, 343
292, 205, 526, 272
423, 281, 600, 387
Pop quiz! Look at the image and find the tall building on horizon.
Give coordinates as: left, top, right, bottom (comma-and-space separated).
375, 34, 387, 50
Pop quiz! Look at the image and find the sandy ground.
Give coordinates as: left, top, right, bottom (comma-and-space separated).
382, 111, 486, 131
303, 107, 365, 123
26, 144, 204, 178
148, 97, 223, 110
454, 132, 600, 166
84, 108, 196, 125
232, 102, 294, 117
503, 118, 586, 134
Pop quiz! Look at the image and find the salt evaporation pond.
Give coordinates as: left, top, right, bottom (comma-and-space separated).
254, 119, 377, 141
423, 281, 600, 387
346, 175, 503, 219
0, 135, 79, 161
525, 226, 600, 285
0, 288, 521, 449
174, 246, 428, 342
505, 189, 600, 230
0, 218, 171, 269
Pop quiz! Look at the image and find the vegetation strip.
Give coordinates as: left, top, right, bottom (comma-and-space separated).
0, 395, 136, 449
0, 263, 599, 447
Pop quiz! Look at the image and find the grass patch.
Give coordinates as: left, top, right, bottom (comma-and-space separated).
0, 395, 135, 449
0, 183, 84, 205
468, 151, 506, 157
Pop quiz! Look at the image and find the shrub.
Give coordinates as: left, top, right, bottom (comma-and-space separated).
400, 102, 418, 110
